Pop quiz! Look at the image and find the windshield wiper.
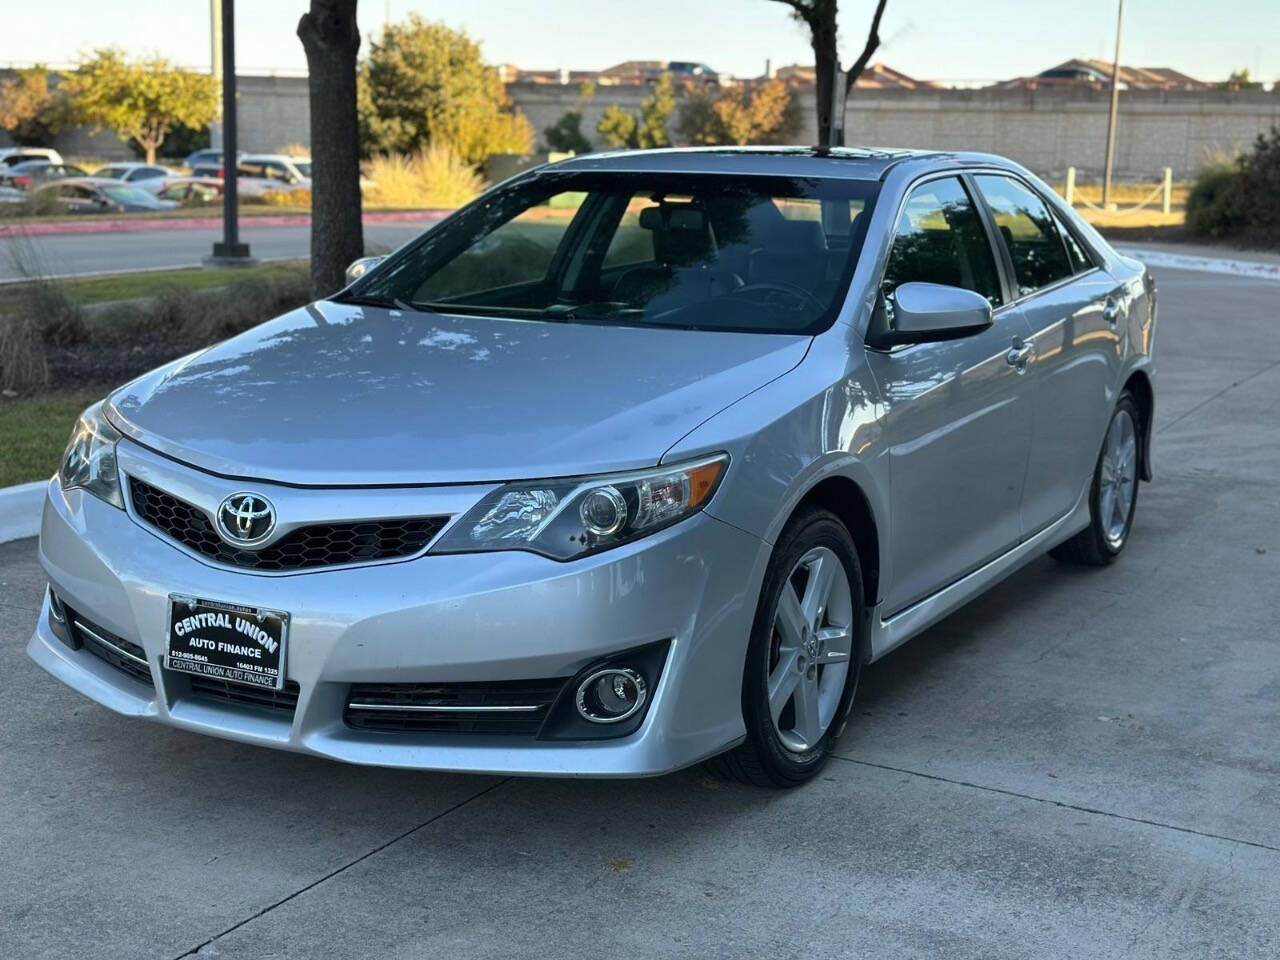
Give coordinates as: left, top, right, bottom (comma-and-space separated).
330, 293, 438, 314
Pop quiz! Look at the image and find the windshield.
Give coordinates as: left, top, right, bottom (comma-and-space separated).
348, 170, 877, 334
292, 161, 312, 177
97, 167, 127, 179
101, 185, 156, 204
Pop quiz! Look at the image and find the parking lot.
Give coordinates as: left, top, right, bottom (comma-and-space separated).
1, 262, 1278, 959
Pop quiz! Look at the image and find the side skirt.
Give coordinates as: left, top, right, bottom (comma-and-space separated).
867, 489, 1091, 663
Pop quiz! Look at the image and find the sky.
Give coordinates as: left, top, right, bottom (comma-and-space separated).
2, 0, 1276, 86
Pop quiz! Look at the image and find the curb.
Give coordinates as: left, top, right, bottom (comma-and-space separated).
0, 209, 450, 238
1116, 247, 1280, 283
0, 480, 45, 545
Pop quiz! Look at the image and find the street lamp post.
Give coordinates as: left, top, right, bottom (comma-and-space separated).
205, 0, 255, 267
209, 0, 222, 150
1101, 0, 1125, 209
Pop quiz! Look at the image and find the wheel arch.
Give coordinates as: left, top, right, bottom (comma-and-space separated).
1122, 367, 1155, 481
786, 474, 881, 616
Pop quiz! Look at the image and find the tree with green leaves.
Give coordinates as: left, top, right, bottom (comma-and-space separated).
60, 50, 218, 164
358, 15, 533, 164
543, 81, 595, 154
767, 0, 889, 144
0, 66, 69, 146
597, 73, 676, 150
677, 79, 801, 146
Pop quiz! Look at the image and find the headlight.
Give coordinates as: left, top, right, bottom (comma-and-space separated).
59, 401, 123, 509
431, 454, 728, 561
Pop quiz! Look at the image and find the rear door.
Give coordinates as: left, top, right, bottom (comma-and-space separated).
866, 175, 1036, 614
972, 174, 1123, 536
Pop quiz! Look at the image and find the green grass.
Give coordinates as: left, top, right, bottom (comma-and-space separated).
0, 390, 101, 487
0, 261, 306, 309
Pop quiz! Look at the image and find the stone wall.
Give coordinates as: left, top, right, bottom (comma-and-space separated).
5, 69, 1278, 180
509, 82, 1280, 180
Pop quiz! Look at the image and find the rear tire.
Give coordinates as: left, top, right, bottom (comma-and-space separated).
1051, 393, 1142, 566
707, 506, 864, 788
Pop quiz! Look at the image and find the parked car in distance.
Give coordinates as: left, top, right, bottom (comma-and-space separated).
152, 177, 224, 205
93, 162, 174, 187
34, 178, 178, 213
236, 153, 311, 188
0, 185, 26, 205
29, 147, 1156, 789
155, 172, 279, 200
0, 160, 90, 189
0, 146, 64, 167
182, 148, 242, 170
646, 61, 721, 86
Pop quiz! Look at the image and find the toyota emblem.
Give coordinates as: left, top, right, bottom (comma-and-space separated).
216, 493, 276, 546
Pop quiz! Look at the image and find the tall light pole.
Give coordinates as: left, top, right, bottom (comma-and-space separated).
1101, 0, 1124, 209
209, 0, 222, 150
205, 0, 255, 267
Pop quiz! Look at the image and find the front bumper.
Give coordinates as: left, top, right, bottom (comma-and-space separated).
28, 453, 769, 777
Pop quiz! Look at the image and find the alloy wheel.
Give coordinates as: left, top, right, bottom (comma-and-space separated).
1099, 407, 1138, 548
767, 546, 854, 753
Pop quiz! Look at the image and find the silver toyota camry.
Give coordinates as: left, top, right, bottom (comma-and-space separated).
29, 147, 1156, 787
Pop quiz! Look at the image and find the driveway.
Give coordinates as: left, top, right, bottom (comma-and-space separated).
1, 264, 1277, 959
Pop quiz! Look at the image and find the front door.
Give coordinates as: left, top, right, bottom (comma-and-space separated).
866, 175, 1036, 615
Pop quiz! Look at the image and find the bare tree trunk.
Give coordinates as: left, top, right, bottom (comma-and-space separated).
297, 0, 363, 300
808, 6, 839, 145
769, 0, 887, 146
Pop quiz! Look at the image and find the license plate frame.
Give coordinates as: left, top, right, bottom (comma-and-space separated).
165, 594, 289, 691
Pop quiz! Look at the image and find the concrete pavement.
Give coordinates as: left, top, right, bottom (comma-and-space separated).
1, 265, 1278, 958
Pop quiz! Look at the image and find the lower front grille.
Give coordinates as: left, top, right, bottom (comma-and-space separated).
345, 678, 568, 735
187, 675, 301, 715
67, 608, 155, 689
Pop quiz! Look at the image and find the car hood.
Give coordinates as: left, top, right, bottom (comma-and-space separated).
107, 301, 809, 486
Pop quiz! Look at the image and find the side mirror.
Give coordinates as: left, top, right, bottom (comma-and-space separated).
344, 256, 385, 286
867, 282, 993, 348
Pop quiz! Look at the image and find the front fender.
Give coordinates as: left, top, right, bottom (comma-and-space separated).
663, 333, 891, 603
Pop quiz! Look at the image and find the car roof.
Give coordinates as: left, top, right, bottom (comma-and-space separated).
39, 177, 124, 189
240, 154, 309, 162
546, 146, 1021, 182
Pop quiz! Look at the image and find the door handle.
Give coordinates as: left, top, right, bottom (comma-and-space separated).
1102, 299, 1121, 324
1006, 338, 1034, 372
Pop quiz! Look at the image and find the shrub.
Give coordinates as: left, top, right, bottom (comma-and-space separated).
597, 74, 675, 150
363, 146, 485, 208
358, 16, 533, 165
543, 111, 591, 154
1187, 125, 1280, 245
0, 316, 49, 393
1186, 165, 1245, 239
677, 80, 801, 146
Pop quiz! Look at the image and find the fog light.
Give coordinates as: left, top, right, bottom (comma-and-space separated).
575, 667, 647, 724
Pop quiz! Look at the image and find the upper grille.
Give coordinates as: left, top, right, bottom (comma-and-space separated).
128, 477, 447, 572
345, 678, 569, 736
188, 675, 301, 715
65, 605, 154, 689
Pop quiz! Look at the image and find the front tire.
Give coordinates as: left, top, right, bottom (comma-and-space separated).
707, 506, 864, 788
1051, 393, 1142, 566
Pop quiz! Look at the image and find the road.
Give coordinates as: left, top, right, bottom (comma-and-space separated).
0, 221, 430, 279
2, 263, 1279, 958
